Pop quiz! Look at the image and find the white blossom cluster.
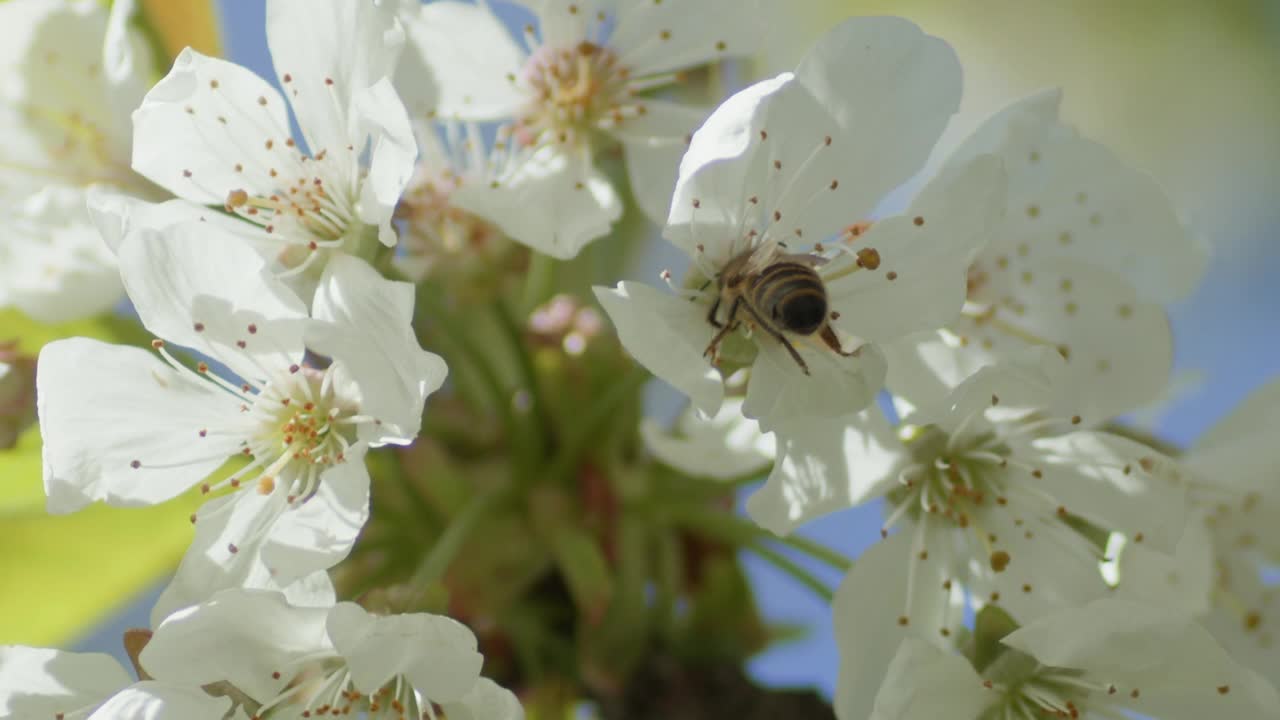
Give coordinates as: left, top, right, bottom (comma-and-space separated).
0, 0, 1276, 718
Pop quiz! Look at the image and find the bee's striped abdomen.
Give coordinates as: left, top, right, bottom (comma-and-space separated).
749, 262, 827, 336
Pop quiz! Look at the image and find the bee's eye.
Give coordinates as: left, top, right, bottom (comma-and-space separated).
781, 293, 826, 335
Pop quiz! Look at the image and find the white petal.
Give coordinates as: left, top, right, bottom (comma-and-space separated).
261, 460, 371, 585
1200, 558, 1280, 692
612, 98, 708, 222
131, 49, 292, 204
116, 222, 308, 382
86, 681, 232, 720
1027, 432, 1185, 550
903, 258, 1173, 421
869, 639, 989, 720
143, 589, 333, 703
265, 0, 404, 153
963, 486, 1111, 622
794, 15, 960, 215
1004, 598, 1280, 719
453, 147, 621, 259
0, 646, 129, 718
0, 185, 122, 323
1192, 376, 1280, 489
946, 88, 1206, 302
102, 0, 146, 89
309, 254, 445, 443
826, 154, 1006, 342
640, 398, 773, 480
610, 0, 762, 76
86, 187, 257, 255
353, 77, 417, 246
37, 338, 243, 512
929, 346, 1066, 433
832, 533, 960, 720
326, 603, 483, 702
665, 72, 792, 263
593, 282, 723, 416
747, 408, 903, 535
1116, 514, 1213, 617
742, 336, 886, 431
399, 0, 524, 120
149, 491, 288, 627
720, 77, 854, 260
523, 0, 597, 48
1002, 597, 1196, 671
440, 678, 525, 720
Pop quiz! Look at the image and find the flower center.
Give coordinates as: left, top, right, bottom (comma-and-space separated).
516, 42, 631, 146
223, 146, 374, 274
982, 666, 1097, 720
241, 366, 360, 502
253, 662, 423, 720
395, 168, 506, 280
885, 425, 1012, 531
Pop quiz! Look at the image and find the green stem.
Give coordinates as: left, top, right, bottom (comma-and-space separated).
776, 534, 853, 573
745, 542, 835, 604
417, 290, 514, 433
545, 365, 649, 482
408, 487, 504, 601
521, 252, 558, 312
493, 299, 551, 457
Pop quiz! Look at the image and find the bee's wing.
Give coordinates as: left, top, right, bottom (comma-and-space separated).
742, 240, 783, 275
776, 252, 828, 267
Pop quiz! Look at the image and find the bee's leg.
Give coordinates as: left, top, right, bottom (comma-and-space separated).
703, 297, 741, 361
706, 295, 723, 328
775, 334, 810, 376
819, 324, 861, 357
739, 302, 811, 376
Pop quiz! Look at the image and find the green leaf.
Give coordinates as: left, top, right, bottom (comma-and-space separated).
552, 526, 614, 625
970, 604, 1021, 674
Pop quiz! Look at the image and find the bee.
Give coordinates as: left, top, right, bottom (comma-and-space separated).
703, 243, 857, 375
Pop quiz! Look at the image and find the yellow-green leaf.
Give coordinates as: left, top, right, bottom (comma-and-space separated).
0, 491, 202, 646
0, 425, 46, 515
0, 308, 147, 354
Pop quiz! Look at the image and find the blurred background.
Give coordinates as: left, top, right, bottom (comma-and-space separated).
3, 0, 1278, 705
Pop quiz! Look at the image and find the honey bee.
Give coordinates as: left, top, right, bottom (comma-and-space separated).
703, 243, 857, 375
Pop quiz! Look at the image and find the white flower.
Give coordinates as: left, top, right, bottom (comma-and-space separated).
884, 89, 1207, 421
0, 0, 157, 322
1119, 377, 1280, 691
857, 599, 1280, 720
790, 352, 1187, 719
141, 590, 522, 720
36, 222, 445, 616
398, 0, 762, 254
0, 645, 232, 719
596, 17, 1006, 431
639, 397, 774, 480
127, 0, 417, 279
395, 117, 620, 265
